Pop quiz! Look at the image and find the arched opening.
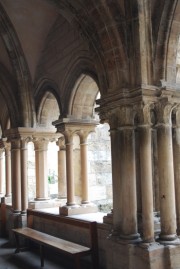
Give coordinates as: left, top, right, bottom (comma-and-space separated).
28, 91, 60, 201
70, 75, 112, 212
70, 74, 99, 119
37, 91, 60, 129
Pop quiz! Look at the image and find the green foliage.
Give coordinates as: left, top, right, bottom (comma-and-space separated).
48, 170, 58, 184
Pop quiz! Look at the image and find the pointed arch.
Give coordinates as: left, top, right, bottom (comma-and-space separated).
69, 74, 99, 120
61, 56, 100, 118
35, 79, 61, 128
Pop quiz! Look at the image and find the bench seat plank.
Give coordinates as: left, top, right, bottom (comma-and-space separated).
12, 227, 91, 255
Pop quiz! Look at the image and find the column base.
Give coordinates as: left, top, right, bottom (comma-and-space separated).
139, 241, 161, 249
158, 234, 180, 245
21, 210, 27, 216
34, 197, 50, 201
120, 234, 142, 244
59, 203, 98, 216
28, 199, 62, 209
109, 230, 142, 244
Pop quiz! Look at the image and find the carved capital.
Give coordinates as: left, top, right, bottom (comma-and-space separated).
105, 105, 135, 129
155, 99, 176, 126
62, 130, 74, 144
135, 103, 155, 126
4, 141, 11, 153
172, 105, 180, 127
118, 105, 134, 126
97, 110, 110, 124
11, 139, 21, 150
77, 126, 96, 144
33, 137, 49, 151
56, 136, 66, 150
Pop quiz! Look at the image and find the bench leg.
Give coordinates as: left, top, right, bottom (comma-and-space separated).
40, 245, 44, 267
74, 255, 81, 269
92, 251, 99, 269
13, 233, 20, 253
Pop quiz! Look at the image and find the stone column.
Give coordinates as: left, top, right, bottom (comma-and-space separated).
79, 131, 89, 204
110, 106, 140, 242
135, 128, 142, 223
57, 137, 66, 198
4, 143, 11, 197
34, 139, 49, 200
173, 109, 180, 235
53, 118, 98, 214
156, 102, 177, 242
11, 139, 21, 213
21, 139, 29, 214
109, 126, 121, 233
0, 148, 4, 196
138, 105, 154, 242
152, 129, 160, 213
119, 124, 140, 241
64, 131, 75, 206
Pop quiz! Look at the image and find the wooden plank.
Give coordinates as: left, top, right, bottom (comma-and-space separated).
12, 227, 91, 255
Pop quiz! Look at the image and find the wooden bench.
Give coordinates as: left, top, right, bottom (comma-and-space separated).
12, 209, 99, 269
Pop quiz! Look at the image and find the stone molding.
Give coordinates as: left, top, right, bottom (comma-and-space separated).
96, 87, 180, 125
4, 127, 60, 144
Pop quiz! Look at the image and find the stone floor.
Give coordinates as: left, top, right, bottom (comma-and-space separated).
0, 237, 92, 269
